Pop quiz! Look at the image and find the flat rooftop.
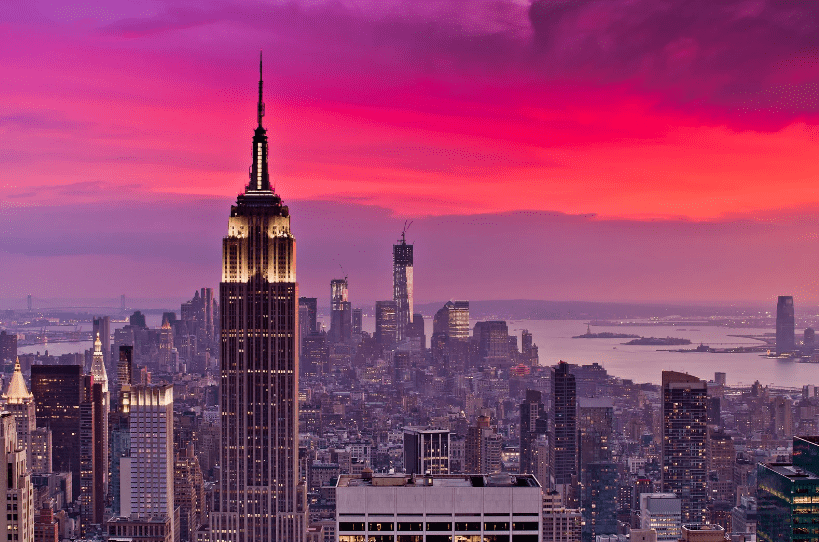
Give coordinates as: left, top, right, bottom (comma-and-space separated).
337, 473, 540, 489
764, 462, 819, 480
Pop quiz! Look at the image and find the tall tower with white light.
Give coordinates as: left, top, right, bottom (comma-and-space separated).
212, 53, 305, 542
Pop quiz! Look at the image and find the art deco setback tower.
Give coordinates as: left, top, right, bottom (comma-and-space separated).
212, 54, 305, 542
393, 231, 413, 342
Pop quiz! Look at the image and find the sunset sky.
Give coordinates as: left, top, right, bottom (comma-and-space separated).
2, 0, 819, 306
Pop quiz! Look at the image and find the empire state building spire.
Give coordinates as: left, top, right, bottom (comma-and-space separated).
248, 50, 271, 193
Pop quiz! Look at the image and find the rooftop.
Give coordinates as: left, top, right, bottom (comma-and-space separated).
764, 462, 819, 480
337, 473, 540, 489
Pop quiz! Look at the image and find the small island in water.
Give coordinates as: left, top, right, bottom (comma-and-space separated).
573, 325, 640, 339
624, 336, 692, 346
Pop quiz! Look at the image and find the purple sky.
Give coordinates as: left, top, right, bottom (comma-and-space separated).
1, 0, 818, 306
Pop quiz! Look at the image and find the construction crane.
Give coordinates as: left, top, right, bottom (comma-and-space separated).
400, 220, 413, 244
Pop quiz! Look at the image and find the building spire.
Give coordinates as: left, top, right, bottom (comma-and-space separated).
257, 50, 265, 128
246, 50, 272, 193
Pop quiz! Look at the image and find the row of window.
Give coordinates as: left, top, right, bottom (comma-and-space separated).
339, 536, 536, 542
340, 523, 539, 533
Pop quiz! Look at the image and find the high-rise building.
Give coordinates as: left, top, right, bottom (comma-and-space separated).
2, 359, 36, 471
374, 301, 398, 347
0, 412, 33, 542
175, 446, 205, 542
473, 321, 511, 367
351, 308, 362, 336
406, 313, 426, 349
31, 364, 83, 500
521, 329, 539, 366
92, 316, 111, 373
543, 490, 582, 542
403, 427, 450, 475
707, 428, 734, 503
0, 330, 18, 363
776, 295, 795, 355
330, 279, 351, 344
212, 55, 305, 542
662, 371, 708, 524
89, 335, 109, 494
551, 361, 577, 493
520, 390, 548, 475
640, 493, 682, 542
121, 385, 175, 531
115, 345, 133, 414
432, 301, 469, 339
79, 376, 101, 533
298, 297, 317, 335
581, 462, 618, 542
393, 232, 413, 343
577, 397, 616, 542
465, 415, 502, 474
757, 436, 819, 542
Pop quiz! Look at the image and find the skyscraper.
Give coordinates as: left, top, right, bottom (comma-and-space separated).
2, 359, 36, 471
374, 301, 398, 347
551, 361, 577, 496
776, 295, 795, 355
0, 330, 17, 363
298, 297, 317, 334
121, 385, 174, 530
0, 412, 33, 542
92, 316, 111, 373
31, 364, 83, 500
432, 301, 469, 339
212, 55, 305, 542
89, 335, 109, 494
661, 371, 708, 524
393, 232, 413, 343
329, 279, 351, 344
519, 390, 548, 475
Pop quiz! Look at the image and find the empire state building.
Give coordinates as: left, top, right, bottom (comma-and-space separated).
212, 55, 305, 542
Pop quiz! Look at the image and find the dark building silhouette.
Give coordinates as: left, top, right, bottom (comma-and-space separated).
551, 361, 577, 492
129, 310, 147, 329
298, 297, 317, 334
329, 279, 351, 344
776, 295, 795, 355
32, 364, 83, 501
804, 327, 815, 355
520, 390, 548, 475
662, 370, 708, 524
0, 330, 16, 363
474, 321, 510, 367
375, 301, 398, 347
302, 332, 329, 378
212, 55, 305, 542
578, 397, 616, 542
407, 313, 426, 349
393, 233, 414, 343
351, 308, 363, 335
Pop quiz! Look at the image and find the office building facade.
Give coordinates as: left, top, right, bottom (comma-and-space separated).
662, 371, 708, 525
403, 428, 450, 475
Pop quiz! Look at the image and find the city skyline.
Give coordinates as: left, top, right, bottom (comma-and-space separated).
3, 1, 819, 304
